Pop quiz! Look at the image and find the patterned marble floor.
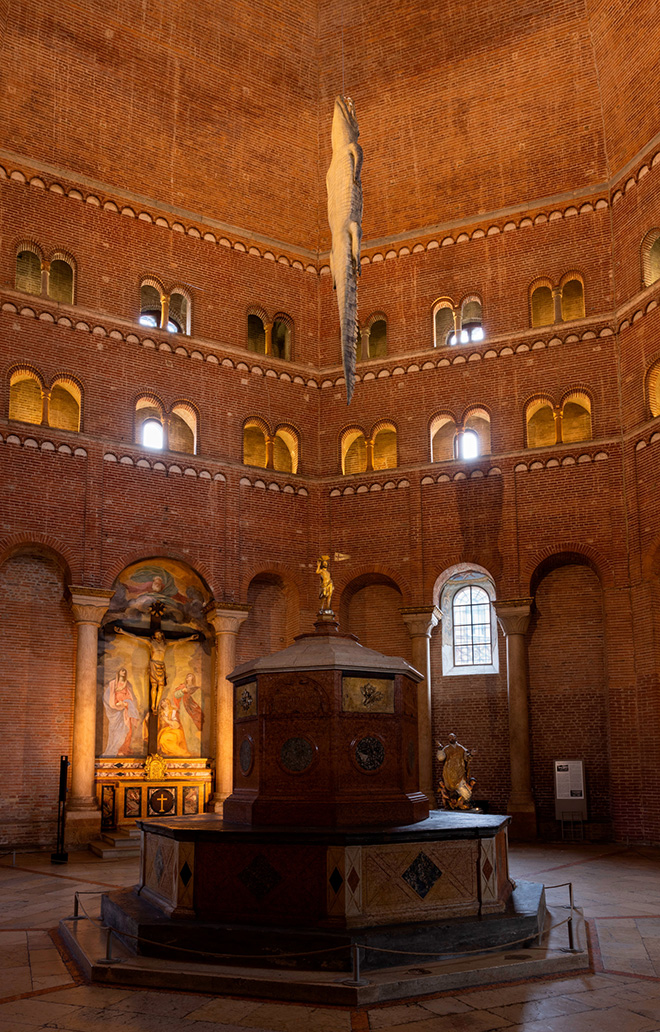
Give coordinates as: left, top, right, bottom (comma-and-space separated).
1, 840, 660, 1031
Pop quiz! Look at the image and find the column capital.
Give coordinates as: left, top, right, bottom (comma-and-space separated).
207, 603, 251, 635
494, 598, 534, 636
69, 586, 114, 625
400, 605, 441, 638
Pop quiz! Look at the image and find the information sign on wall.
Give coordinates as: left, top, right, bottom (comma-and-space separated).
554, 759, 587, 820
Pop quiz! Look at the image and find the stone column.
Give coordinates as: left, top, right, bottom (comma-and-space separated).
494, 598, 536, 840
365, 436, 375, 471
159, 292, 170, 330
400, 606, 441, 805
40, 259, 50, 298
66, 586, 114, 848
39, 387, 51, 426
553, 405, 562, 444
265, 434, 274, 469
264, 321, 273, 356
360, 325, 370, 361
552, 286, 563, 323
207, 603, 251, 814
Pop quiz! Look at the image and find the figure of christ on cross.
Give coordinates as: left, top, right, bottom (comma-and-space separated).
114, 626, 200, 713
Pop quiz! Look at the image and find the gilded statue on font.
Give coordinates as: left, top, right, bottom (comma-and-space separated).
114, 626, 200, 712
436, 733, 477, 810
316, 555, 334, 612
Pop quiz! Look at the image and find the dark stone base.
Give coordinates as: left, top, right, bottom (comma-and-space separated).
101, 880, 545, 972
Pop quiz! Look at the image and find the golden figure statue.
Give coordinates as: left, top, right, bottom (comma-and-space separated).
114, 626, 199, 713
436, 733, 477, 810
316, 555, 334, 612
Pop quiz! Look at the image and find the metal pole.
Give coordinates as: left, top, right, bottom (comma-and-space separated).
567, 882, 575, 951
73, 893, 79, 918
352, 942, 360, 983
103, 927, 113, 962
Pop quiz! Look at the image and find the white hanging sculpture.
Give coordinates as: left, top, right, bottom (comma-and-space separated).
326, 95, 363, 405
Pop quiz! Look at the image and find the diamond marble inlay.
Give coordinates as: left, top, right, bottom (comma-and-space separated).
482, 857, 493, 881
347, 867, 360, 893
180, 861, 193, 887
402, 851, 443, 899
238, 853, 282, 900
329, 866, 344, 894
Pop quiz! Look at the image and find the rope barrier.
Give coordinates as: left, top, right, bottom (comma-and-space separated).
68, 881, 584, 968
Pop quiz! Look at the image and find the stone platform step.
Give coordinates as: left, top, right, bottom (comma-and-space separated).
59, 907, 589, 1006
89, 828, 141, 859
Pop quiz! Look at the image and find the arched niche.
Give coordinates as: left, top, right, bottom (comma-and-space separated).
98, 558, 213, 760
236, 572, 300, 664
527, 554, 609, 827
339, 573, 409, 659
0, 545, 73, 846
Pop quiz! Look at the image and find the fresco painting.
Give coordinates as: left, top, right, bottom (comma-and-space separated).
97, 558, 213, 759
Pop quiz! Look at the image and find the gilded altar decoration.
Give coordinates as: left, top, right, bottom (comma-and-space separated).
436, 733, 478, 810
342, 676, 394, 713
145, 753, 168, 781
316, 555, 334, 612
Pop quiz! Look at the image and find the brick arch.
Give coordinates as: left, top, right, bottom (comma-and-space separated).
363, 310, 387, 329
48, 247, 77, 271
243, 414, 271, 435
645, 355, 660, 418
431, 562, 496, 607
246, 303, 270, 323
101, 551, 216, 597
140, 275, 166, 294
14, 238, 43, 260
239, 561, 305, 601
0, 533, 78, 583
370, 417, 397, 436
525, 544, 614, 594
6, 362, 45, 389
641, 227, 660, 287
559, 268, 585, 289
336, 564, 413, 610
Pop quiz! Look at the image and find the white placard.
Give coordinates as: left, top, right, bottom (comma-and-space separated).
554, 759, 584, 800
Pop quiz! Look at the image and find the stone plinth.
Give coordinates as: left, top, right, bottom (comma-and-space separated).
223, 619, 428, 827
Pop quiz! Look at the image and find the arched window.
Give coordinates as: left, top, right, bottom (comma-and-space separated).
372, 423, 397, 470
142, 419, 164, 449
367, 317, 387, 358
341, 428, 367, 475
48, 379, 81, 431
561, 392, 592, 443
641, 229, 660, 287
560, 276, 585, 322
243, 419, 268, 468
168, 403, 197, 454
247, 314, 266, 354
461, 296, 484, 341
648, 360, 660, 418
433, 300, 455, 348
439, 569, 498, 676
15, 249, 42, 295
48, 258, 74, 304
463, 408, 491, 456
140, 283, 162, 329
526, 398, 557, 448
530, 282, 554, 327
430, 414, 456, 462
273, 426, 299, 473
456, 429, 478, 459
169, 290, 191, 335
8, 370, 43, 424
135, 396, 165, 449
272, 317, 292, 360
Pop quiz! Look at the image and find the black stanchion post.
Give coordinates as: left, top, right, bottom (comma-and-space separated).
51, 755, 69, 864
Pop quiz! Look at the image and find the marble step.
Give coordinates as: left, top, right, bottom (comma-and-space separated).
89, 830, 141, 859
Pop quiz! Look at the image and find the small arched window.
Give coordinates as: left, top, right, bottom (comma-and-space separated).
433, 300, 455, 348
342, 429, 367, 475
16, 249, 42, 295
641, 229, 660, 287
169, 403, 196, 454
464, 408, 491, 456
247, 314, 266, 354
135, 396, 164, 449
530, 283, 554, 327
561, 277, 585, 322
272, 317, 292, 360
439, 569, 498, 676
49, 380, 81, 431
430, 414, 456, 462
140, 284, 162, 329
648, 360, 660, 418
169, 291, 190, 335
461, 297, 484, 341
561, 392, 591, 443
457, 429, 479, 459
372, 424, 397, 470
48, 258, 74, 304
243, 419, 268, 468
526, 398, 557, 448
8, 370, 43, 424
368, 318, 387, 358
273, 426, 299, 473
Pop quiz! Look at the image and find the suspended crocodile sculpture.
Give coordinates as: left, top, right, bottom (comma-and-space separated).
326, 95, 363, 405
